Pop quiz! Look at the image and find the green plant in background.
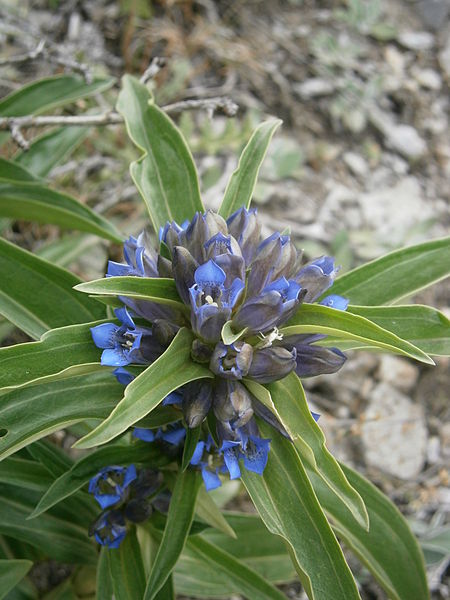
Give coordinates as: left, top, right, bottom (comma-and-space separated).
0, 71, 449, 600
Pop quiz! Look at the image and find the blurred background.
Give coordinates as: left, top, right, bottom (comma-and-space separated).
0, 0, 449, 598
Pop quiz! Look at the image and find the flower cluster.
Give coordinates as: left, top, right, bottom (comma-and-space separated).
91, 208, 348, 491
88, 465, 167, 548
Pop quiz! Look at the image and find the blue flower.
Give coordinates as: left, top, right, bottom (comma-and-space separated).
113, 367, 135, 386
209, 341, 253, 380
90, 307, 154, 367
189, 259, 244, 343
320, 294, 349, 311
90, 510, 127, 549
88, 465, 137, 510
295, 256, 340, 303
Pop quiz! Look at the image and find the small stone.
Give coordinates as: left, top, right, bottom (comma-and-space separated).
385, 124, 427, 160
343, 152, 369, 177
440, 422, 450, 458
361, 383, 427, 479
413, 68, 442, 90
427, 436, 441, 464
294, 78, 335, 99
376, 355, 419, 393
439, 35, 450, 79
398, 30, 434, 51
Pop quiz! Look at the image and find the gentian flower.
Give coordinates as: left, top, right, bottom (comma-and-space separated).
90, 510, 127, 549
88, 465, 137, 510
90, 207, 349, 490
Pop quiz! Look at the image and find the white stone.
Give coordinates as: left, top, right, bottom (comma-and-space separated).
294, 78, 335, 99
385, 124, 427, 160
427, 436, 441, 465
398, 30, 434, 51
361, 383, 427, 479
413, 68, 442, 90
343, 152, 369, 177
376, 355, 419, 393
439, 35, 450, 79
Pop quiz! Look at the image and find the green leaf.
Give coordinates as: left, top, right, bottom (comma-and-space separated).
0, 458, 53, 492
181, 426, 201, 471
97, 548, 114, 600
184, 536, 287, 600
282, 303, 433, 364
0, 485, 96, 565
309, 463, 429, 600
245, 373, 368, 530
74, 328, 212, 449
14, 127, 89, 178
330, 236, 450, 305
0, 158, 41, 183
241, 424, 361, 600
144, 469, 200, 600
116, 75, 204, 233
0, 182, 122, 242
154, 576, 174, 600
0, 76, 115, 117
26, 440, 73, 478
36, 234, 101, 269
0, 321, 106, 391
0, 559, 33, 600
74, 276, 186, 312
221, 320, 248, 345
345, 304, 450, 356
0, 371, 123, 461
0, 238, 104, 339
195, 487, 237, 539
30, 444, 168, 519
108, 527, 146, 600
218, 119, 282, 218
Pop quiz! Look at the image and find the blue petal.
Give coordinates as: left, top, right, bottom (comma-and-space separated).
135, 246, 145, 275
227, 278, 245, 308
286, 280, 302, 301
107, 532, 127, 548
194, 260, 226, 286
107, 261, 132, 277
94, 493, 122, 510
263, 276, 289, 295
91, 323, 118, 349
221, 443, 241, 480
122, 464, 137, 489
244, 436, 270, 475
114, 307, 135, 329
161, 427, 186, 445
312, 256, 335, 276
191, 441, 205, 465
311, 411, 320, 422
113, 367, 135, 386
162, 391, 183, 406
201, 466, 222, 491
320, 294, 349, 311
101, 347, 129, 367
133, 428, 156, 442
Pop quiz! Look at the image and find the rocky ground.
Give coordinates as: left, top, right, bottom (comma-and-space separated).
0, 0, 449, 598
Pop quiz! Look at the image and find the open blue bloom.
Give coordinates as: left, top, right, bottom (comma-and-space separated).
233, 276, 304, 334
90, 307, 154, 367
91, 510, 127, 549
189, 259, 244, 343
88, 465, 137, 510
295, 256, 340, 302
190, 438, 223, 491
243, 435, 271, 474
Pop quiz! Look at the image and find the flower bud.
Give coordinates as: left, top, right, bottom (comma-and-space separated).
191, 339, 213, 363
172, 246, 199, 305
213, 380, 254, 428
182, 380, 213, 428
248, 346, 297, 383
227, 207, 261, 264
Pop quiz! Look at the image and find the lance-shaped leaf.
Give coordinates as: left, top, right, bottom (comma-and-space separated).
0, 182, 122, 242
107, 527, 146, 600
27, 439, 74, 478
0, 371, 123, 461
309, 463, 429, 600
183, 536, 288, 600
0, 485, 97, 565
144, 469, 201, 600
175, 513, 295, 596
116, 75, 204, 233
330, 236, 450, 305
241, 424, 361, 600
345, 304, 450, 356
218, 119, 282, 218
0, 75, 115, 117
0, 559, 33, 600
0, 158, 41, 183
0, 321, 106, 391
75, 328, 213, 449
74, 276, 186, 312
30, 444, 169, 519
245, 374, 368, 530
15, 126, 89, 178
195, 487, 237, 539
97, 547, 114, 600
282, 304, 433, 364
0, 457, 54, 492
0, 238, 104, 339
